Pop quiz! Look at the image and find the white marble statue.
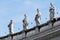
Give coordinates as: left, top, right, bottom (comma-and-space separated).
23, 14, 28, 31
8, 20, 14, 34
35, 8, 41, 26
49, 3, 55, 20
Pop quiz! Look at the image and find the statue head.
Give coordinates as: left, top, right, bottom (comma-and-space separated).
10, 20, 13, 24
50, 3, 55, 10
24, 14, 26, 18
37, 8, 39, 14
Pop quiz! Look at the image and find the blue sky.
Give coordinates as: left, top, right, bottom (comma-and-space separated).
0, 0, 60, 37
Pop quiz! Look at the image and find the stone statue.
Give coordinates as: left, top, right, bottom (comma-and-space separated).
8, 20, 14, 34
49, 3, 55, 20
23, 14, 28, 31
35, 8, 41, 26
49, 3, 55, 27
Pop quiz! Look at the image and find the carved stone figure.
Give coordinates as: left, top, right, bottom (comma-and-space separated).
35, 8, 41, 26
23, 14, 28, 31
49, 3, 55, 20
8, 20, 14, 34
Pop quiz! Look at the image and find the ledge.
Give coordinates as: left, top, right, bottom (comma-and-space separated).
0, 17, 60, 39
